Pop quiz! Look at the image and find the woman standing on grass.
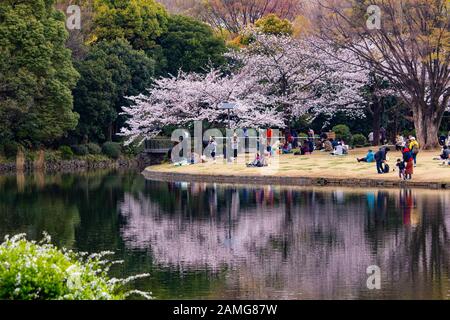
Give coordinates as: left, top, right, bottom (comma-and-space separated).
402, 147, 414, 180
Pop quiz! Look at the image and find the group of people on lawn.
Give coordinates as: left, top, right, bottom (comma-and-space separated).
282, 129, 350, 156
356, 135, 419, 180
197, 129, 450, 180
356, 133, 450, 180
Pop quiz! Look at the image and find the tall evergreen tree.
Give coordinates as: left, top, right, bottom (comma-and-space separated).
159, 15, 227, 75
73, 39, 155, 142
0, 0, 80, 147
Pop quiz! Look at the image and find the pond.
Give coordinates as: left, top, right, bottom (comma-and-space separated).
0, 170, 449, 300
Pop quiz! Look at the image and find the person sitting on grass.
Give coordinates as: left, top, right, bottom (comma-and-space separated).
282, 141, 293, 154
323, 139, 334, 152
396, 159, 406, 180
331, 138, 339, 149
247, 153, 262, 167
357, 149, 375, 163
301, 141, 311, 155
339, 139, 350, 154
331, 143, 345, 156
247, 153, 269, 167
439, 146, 450, 165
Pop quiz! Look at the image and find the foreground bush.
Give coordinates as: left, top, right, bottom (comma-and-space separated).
0, 234, 150, 300
102, 142, 121, 159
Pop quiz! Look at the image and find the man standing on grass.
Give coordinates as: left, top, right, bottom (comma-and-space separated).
374, 147, 390, 174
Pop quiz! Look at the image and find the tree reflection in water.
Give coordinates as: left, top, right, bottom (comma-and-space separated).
0, 171, 449, 299
120, 181, 450, 299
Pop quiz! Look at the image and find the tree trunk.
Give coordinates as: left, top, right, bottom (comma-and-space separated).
413, 106, 442, 150
372, 98, 381, 146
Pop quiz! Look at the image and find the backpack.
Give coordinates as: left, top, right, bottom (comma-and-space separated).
383, 163, 390, 173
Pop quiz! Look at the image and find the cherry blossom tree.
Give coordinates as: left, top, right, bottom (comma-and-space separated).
120, 32, 370, 144
120, 69, 284, 144
228, 32, 370, 125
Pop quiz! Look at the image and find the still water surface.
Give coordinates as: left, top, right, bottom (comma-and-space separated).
0, 170, 449, 299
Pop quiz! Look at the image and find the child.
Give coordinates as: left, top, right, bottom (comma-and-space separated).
396, 159, 406, 180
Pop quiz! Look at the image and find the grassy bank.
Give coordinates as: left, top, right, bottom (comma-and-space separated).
146, 147, 450, 184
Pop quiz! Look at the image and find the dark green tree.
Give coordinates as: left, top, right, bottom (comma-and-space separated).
91, 0, 169, 74
159, 15, 227, 75
0, 0, 80, 148
72, 39, 154, 142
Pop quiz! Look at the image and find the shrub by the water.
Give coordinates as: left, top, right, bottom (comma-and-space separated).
122, 142, 144, 157
102, 142, 121, 159
351, 134, 368, 147
71, 145, 89, 156
44, 151, 59, 163
58, 146, 74, 160
332, 124, 352, 143
0, 234, 150, 300
87, 143, 102, 155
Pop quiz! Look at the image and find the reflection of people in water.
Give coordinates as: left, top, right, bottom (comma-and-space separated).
399, 189, 418, 226
366, 192, 376, 218
265, 186, 274, 206
255, 187, 264, 205
376, 191, 388, 223
208, 185, 218, 216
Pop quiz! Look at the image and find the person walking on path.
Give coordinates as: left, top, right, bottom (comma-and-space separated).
374, 147, 390, 174
408, 137, 420, 167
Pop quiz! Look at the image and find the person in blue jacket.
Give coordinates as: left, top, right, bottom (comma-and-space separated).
374, 147, 390, 174
357, 149, 375, 163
